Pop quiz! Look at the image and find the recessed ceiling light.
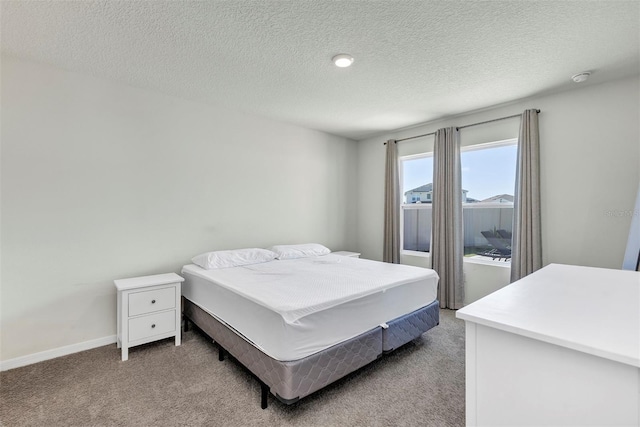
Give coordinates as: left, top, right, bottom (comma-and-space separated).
332, 54, 354, 68
571, 72, 591, 83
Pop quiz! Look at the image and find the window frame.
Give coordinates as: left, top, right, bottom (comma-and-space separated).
399, 138, 518, 258
399, 152, 434, 257
460, 138, 517, 259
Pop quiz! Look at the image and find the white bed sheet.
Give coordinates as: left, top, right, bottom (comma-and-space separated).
181, 254, 438, 361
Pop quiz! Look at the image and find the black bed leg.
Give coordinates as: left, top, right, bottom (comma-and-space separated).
260, 381, 269, 409
218, 345, 225, 361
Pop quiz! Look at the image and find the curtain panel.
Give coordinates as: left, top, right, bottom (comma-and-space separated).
383, 139, 400, 263
432, 128, 464, 309
511, 109, 542, 282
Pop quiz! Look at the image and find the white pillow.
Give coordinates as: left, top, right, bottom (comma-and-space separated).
268, 243, 331, 260
191, 248, 277, 270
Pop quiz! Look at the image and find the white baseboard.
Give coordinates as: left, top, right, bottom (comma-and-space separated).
0, 335, 117, 371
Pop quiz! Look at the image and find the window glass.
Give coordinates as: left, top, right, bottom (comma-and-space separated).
461, 142, 517, 259
401, 155, 433, 252
400, 140, 517, 258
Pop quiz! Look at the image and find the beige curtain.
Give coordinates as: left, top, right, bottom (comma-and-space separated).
510, 109, 542, 282
432, 128, 464, 309
383, 140, 400, 263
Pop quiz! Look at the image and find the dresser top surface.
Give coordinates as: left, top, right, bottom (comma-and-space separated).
457, 263, 640, 367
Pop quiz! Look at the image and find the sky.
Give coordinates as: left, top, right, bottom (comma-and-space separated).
402, 144, 518, 201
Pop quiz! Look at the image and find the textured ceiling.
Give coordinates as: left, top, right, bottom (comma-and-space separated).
2, 1, 639, 140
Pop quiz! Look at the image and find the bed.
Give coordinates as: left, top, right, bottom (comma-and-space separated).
181, 251, 440, 408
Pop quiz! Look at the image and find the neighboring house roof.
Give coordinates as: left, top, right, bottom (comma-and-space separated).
405, 183, 433, 194
405, 183, 469, 194
480, 194, 514, 203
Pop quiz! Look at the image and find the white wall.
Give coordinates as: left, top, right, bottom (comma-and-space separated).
0, 56, 358, 362
357, 76, 640, 271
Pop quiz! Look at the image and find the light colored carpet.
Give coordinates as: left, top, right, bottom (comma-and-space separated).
0, 309, 464, 426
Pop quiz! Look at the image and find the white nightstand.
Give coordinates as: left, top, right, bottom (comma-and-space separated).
114, 273, 184, 361
332, 251, 361, 258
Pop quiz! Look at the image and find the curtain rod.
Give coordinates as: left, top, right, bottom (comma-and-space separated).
383, 109, 541, 145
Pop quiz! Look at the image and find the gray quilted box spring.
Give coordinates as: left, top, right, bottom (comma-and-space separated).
184, 298, 383, 402
382, 300, 440, 352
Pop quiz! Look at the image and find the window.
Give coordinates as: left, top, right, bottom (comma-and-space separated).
401, 153, 433, 253
461, 139, 518, 258
400, 138, 518, 257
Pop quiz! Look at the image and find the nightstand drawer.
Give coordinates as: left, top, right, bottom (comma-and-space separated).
128, 310, 176, 342
128, 287, 176, 316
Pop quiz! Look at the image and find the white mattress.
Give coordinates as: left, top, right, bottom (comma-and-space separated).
181, 254, 438, 361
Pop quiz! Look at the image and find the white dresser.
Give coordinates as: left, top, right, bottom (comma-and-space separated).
114, 273, 184, 361
457, 264, 640, 426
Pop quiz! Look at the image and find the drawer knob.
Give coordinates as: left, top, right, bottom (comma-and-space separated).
151, 324, 156, 328
151, 300, 156, 304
